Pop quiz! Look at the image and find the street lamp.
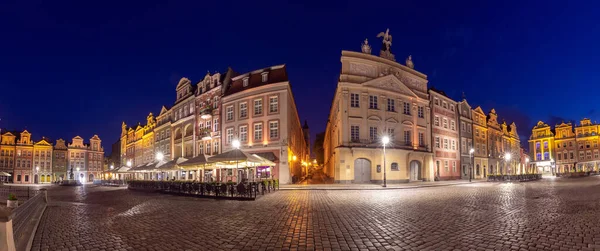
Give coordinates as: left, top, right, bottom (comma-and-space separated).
156, 152, 164, 161
504, 153, 511, 175
469, 148, 475, 182
382, 136, 390, 187
232, 139, 241, 149
126, 160, 132, 167
525, 157, 529, 174
110, 165, 114, 170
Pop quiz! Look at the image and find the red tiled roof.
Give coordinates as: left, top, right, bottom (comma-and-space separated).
224, 65, 287, 96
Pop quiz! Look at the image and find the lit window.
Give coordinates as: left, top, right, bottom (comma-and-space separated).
239, 126, 248, 142
254, 99, 263, 115
435, 137, 440, 148
226, 128, 233, 144
443, 118, 448, 129
444, 138, 448, 149
254, 123, 263, 141
239, 102, 248, 119
269, 121, 279, 139
269, 96, 278, 113
434, 116, 440, 126
450, 121, 455, 131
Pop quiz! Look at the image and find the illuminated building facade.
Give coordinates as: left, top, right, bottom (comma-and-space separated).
471, 107, 489, 178
0, 132, 16, 182
33, 138, 53, 183
221, 65, 309, 184
324, 36, 434, 184
457, 98, 474, 179
14, 130, 33, 184
430, 89, 460, 180
528, 121, 555, 174
554, 122, 576, 173
53, 139, 68, 181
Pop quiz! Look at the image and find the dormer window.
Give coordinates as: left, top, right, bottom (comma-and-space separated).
261, 72, 269, 82
243, 77, 249, 87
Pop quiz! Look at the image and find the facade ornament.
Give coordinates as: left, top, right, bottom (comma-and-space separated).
406, 55, 414, 69
376, 28, 395, 61
361, 38, 372, 54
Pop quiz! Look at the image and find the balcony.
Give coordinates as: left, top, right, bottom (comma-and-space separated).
211, 131, 220, 138
199, 106, 214, 120
200, 128, 212, 141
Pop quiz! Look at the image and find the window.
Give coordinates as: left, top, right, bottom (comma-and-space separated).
403, 102, 410, 115
214, 118, 219, 132
475, 129, 479, 137
369, 127, 377, 142
387, 99, 395, 112
17, 175, 21, 182
450, 106, 455, 112
254, 123, 263, 141
239, 126, 248, 142
450, 121, 456, 131
563, 152, 567, 160
434, 116, 440, 126
261, 72, 268, 82
254, 99, 263, 116
467, 126, 471, 133
435, 137, 440, 148
418, 106, 424, 118
25, 175, 29, 182
350, 93, 360, 108
482, 131, 486, 139
387, 128, 395, 140
351, 126, 360, 142
239, 102, 248, 119
189, 104, 194, 114
391, 163, 399, 171
214, 141, 219, 153
442, 102, 447, 109
461, 122, 466, 132
557, 153, 562, 160
587, 151, 592, 160
419, 132, 424, 146
269, 121, 279, 139
570, 152, 574, 159
595, 151, 599, 159
269, 96, 278, 113
443, 118, 448, 129
444, 139, 449, 149
434, 98, 439, 105
444, 160, 449, 172
544, 141, 548, 149
369, 95, 378, 109
462, 139, 467, 152
226, 128, 233, 144
226, 106, 234, 121
579, 151, 584, 160
404, 131, 411, 144
243, 77, 249, 87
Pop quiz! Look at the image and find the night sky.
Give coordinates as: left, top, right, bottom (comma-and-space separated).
1, 1, 599, 154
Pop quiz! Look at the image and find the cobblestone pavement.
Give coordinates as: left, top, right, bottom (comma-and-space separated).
31, 177, 600, 251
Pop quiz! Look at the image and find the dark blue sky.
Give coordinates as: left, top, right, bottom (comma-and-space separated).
1, 0, 599, 154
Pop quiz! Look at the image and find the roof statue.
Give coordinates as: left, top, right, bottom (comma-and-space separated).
376, 28, 395, 61
405, 55, 414, 69
361, 38, 372, 54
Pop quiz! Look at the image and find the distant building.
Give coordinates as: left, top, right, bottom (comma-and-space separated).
429, 89, 460, 180
33, 138, 53, 183
53, 139, 68, 181
457, 98, 474, 179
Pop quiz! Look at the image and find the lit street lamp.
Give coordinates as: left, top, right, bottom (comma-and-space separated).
232, 139, 240, 182
382, 136, 390, 188
504, 153, 511, 175
525, 157, 529, 174
156, 152, 164, 161
469, 148, 475, 182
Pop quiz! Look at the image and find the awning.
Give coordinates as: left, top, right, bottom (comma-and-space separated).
208, 149, 251, 162
254, 152, 278, 162
0, 172, 11, 177
179, 154, 213, 167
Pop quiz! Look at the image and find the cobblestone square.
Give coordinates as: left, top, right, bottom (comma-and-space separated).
31, 177, 600, 251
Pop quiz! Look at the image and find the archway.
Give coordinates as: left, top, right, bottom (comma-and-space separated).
34, 174, 39, 184
353, 158, 371, 183
409, 160, 421, 181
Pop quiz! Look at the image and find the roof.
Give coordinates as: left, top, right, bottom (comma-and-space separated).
179, 154, 212, 167
224, 64, 287, 96
254, 152, 278, 162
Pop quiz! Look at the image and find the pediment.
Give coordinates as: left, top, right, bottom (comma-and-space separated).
367, 115, 382, 121
159, 106, 169, 116
35, 139, 51, 146
2, 132, 15, 137
402, 120, 413, 126
386, 118, 398, 123
473, 106, 485, 115
362, 75, 418, 99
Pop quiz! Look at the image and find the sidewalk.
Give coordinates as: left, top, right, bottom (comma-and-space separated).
280, 179, 487, 190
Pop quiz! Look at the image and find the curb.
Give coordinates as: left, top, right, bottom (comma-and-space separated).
279, 180, 487, 191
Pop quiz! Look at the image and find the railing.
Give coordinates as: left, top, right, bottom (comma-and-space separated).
98, 180, 128, 186
0, 188, 48, 251
556, 171, 598, 177
127, 180, 279, 200
487, 174, 542, 182
0, 186, 40, 203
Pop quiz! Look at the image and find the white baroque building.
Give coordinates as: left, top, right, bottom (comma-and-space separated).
324, 34, 434, 183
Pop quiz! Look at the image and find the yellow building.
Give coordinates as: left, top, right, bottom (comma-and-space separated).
554, 122, 576, 173
471, 107, 489, 178
528, 121, 555, 174
33, 138, 53, 183
574, 119, 600, 172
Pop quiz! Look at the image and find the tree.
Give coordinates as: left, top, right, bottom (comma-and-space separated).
313, 132, 325, 165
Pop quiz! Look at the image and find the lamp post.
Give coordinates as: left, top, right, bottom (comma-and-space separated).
126, 160, 132, 180
36, 166, 40, 184
382, 136, 390, 187
525, 157, 529, 174
232, 139, 240, 183
155, 152, 164, 180
469, 148, 475, 182
76, 167, 80, 183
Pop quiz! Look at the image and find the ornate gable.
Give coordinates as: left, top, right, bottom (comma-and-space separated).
362, 75, 419, 99
159, 106, 169, 116
35, 139, 52, 146
473, 106, 485, 115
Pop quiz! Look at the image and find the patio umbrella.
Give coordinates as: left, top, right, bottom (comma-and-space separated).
179, 154, 213, 181
0, 172, 11, 176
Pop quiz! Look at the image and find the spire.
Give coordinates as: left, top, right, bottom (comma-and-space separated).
303, 120, 309, 129
461, 91, 466, 100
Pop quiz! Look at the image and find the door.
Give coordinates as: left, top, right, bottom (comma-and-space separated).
353, 158, 371, 183
409, 160, 421, 181
34, 174, 39, 184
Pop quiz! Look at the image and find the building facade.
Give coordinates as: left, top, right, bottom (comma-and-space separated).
471, 107, 489, 178
33, 138, 53, 183
430, 89, 460, 180
554, 122, 576, 173
53, 139, 68, 181
528, 121, 555, 174
14, 131, 33, 184
457, 98, 474, 179
221, 65, 309, 184
0, 132, 16, 182
324, 33, 433, 184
